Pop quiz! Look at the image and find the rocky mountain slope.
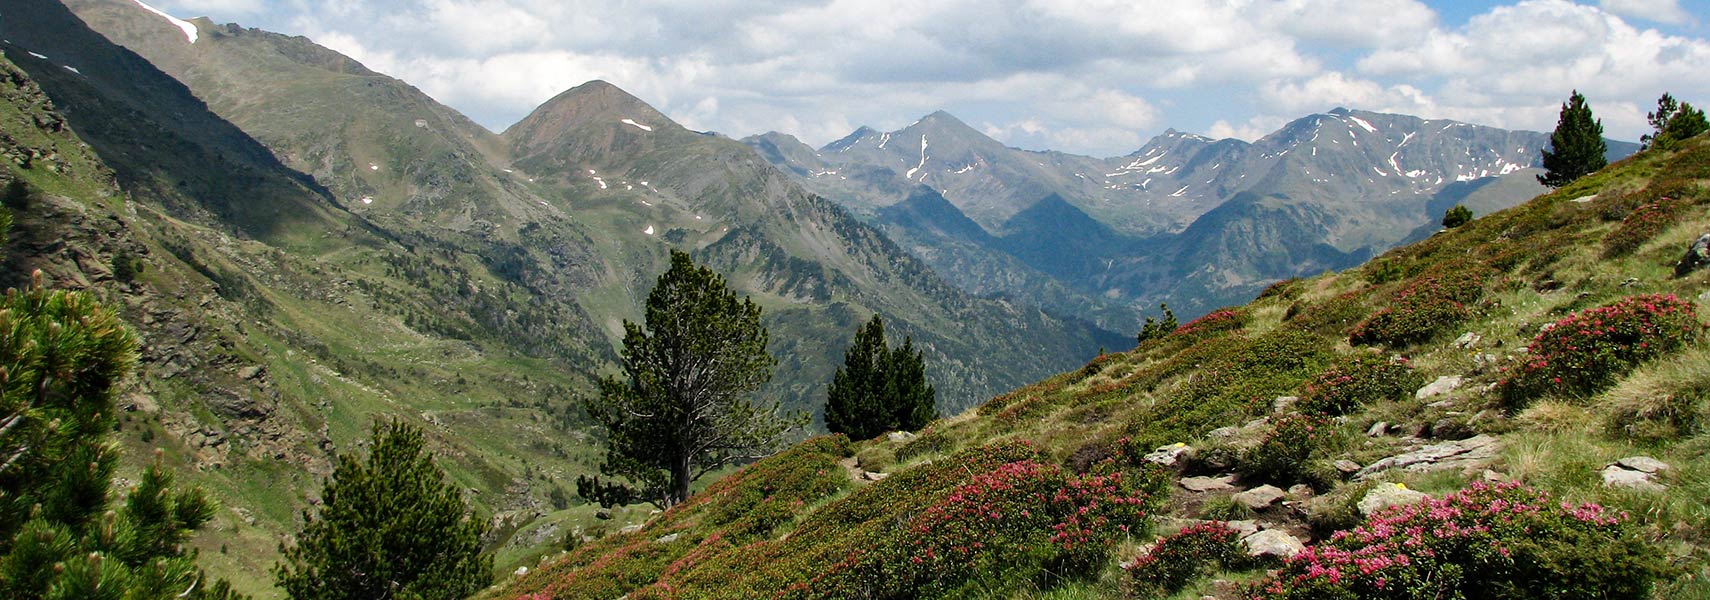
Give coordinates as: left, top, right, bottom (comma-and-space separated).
53, 0, 1120, 412
749, 110, 1640, 326
497, 128, 1710, 600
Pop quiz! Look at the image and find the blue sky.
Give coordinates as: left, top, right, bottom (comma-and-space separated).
149, 0, 1710, 156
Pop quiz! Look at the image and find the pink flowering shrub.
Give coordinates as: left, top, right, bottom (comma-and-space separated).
1298, 355, 1423, 416
1175, 308, 1247, 338
1350, 263, 1493, 347
1603, 196, 1683, 258
1248, 482, 1668, 600
1127, 521, 1250, 595
1500, 294, 1704, 408
795, 457, 1157, 599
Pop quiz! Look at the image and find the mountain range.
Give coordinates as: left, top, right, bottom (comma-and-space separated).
746, 109, 1639, 325
0, 0, 1123, 591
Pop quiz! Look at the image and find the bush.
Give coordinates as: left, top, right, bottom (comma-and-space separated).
1298, 354, 1423, 416
1350, 263, 1493, 347
1127, 521, 1250, 596
1286, 291, 1367, 337
1238, 414, 1340, 485
777, 446, 1159, 599
1257, 278, 1302, 301
1499, 293, 1704, 408
1602, 195, 1683, 258
1174, 308, 1247, 339
1129, 327, 1332, 450
1442, 205, 1473, 229
1249, 482, 1670, 599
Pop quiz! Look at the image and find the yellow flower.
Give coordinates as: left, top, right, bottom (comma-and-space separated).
1394, 482, 1408, 490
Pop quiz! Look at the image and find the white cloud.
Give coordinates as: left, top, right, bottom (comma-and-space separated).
1260, 0, 1439, 48
156, 0, 266, 17
1346, 0, 1710, 140
1206, 117, 1285, 142
1599, 0, 1693, 24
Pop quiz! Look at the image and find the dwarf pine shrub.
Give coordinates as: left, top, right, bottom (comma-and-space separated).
1238, 414, 1340, 485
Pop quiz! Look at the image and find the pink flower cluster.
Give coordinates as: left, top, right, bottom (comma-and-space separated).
1249, 482, 1640, 599
1500, 293, 1704, 404
1174, 309, 1245, 337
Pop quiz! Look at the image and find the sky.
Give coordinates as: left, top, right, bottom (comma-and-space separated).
148, 0, 1710, 157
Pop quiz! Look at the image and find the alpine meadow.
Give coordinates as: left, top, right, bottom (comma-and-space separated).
1, 0, 1709, 599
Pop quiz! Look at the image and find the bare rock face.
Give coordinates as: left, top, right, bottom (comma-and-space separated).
1356, 434, 1501, 480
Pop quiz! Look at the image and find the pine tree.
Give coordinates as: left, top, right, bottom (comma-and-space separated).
1537, 90, 1607, 188
1136, 303, 1177, 344
1442, 205, 1473, 229
583, 250, 802, 507
1642, 92, 1708, 151
884, 336, 937, 432
824, 315, 888, 439
0, 272, 242, 600
824, 315, 937, 440
274, 419, 491, 600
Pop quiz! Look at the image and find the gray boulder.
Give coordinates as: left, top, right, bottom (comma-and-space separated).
1675, 233, 1710, 276
1615, 456, 1669, 474
1357, 483, 1430, 516
1145, 443, 1193, 467
1180, 474, 1238, 493
1232, 485, 1287, 510
1242, 529, 1306, 559
1415, 375, 1463, 400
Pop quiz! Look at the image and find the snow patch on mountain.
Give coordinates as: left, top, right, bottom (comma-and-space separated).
621, 118, 653, 132
906, 135, 929, 180
130, 0, 198, 43
1349, 116, 1377, 133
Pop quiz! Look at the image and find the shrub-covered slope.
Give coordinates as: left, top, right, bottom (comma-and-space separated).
493, 136, 1710, 599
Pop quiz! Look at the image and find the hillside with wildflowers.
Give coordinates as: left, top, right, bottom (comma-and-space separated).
490, 136, 1710, 599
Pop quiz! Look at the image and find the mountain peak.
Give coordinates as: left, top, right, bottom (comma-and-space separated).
502, 79, 673, 149
903, 110, 981, 139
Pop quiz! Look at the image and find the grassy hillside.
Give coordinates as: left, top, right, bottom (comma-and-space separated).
488, 136, 1710, 599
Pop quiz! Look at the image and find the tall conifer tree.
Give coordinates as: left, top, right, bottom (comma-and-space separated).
1538, 90, 1607, 188
584, 251, 801, 506
1642, 92, 1709, 151
824, 315, 937, 440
